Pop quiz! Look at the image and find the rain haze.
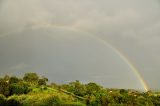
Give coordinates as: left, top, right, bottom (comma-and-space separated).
0, 0, 160, 90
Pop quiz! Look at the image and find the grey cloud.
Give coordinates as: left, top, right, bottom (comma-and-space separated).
0, 0, 160, 89
0, 28, 144, 89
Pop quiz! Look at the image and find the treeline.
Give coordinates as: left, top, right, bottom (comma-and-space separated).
0, 73, 160, 106
0, 73, 48, 97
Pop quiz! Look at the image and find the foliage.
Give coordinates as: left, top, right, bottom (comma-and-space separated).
86, 82, 101, 95
64, 101, 86, 106
7, 98, 22, 106
0, 73, 160, 106
38, 77, 48, 86
23, 73, 39, 83
7, 92, 80, 106
0, 78, 10, 96
9, 81, 30, 95
9, 76, 21, 84
0, 94, 6, 106
62, 80, 87, 97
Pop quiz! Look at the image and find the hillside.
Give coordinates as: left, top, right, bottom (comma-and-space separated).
0, 73, 160, 106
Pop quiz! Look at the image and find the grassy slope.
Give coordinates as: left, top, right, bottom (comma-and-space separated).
8, 86, 86, 106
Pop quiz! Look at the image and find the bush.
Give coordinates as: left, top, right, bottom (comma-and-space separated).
9, 82, 30, 95
19, 94, 64, 106
0, 79, 10, 96
41, 95, 63, 106
63, 102, 86, 106
23, 73, 39, 83
9, 76, 20, 84
0, 94, 6, 106
7, 98, 21, 106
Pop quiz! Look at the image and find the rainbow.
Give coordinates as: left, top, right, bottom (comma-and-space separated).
90, 36, 149, 92
1, 24, 149, 91
44, 25, 149, 91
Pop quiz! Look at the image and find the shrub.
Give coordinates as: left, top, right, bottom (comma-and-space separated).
9, 76, 20, 84
23, 73, 39, 83
0, 79, 10, 96
7, 98, 21, 106
0, 94, 7, 106
9, 82, 30, 95
63, 102, 86, 106
41, 95, 63, 106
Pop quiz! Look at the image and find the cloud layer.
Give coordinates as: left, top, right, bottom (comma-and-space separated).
0, 0, 160, 89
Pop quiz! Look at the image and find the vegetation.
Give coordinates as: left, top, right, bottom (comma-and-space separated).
0, 73, 160, 106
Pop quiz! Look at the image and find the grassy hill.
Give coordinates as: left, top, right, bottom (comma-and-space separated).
0, 73, 160, 106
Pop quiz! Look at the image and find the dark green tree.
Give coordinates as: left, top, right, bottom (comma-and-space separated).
86, 82, 101, 95
23, 73, 39, 83
64, 80, 86, 96
0, 78, 10, 96
0, 94, 6, 106
9, 76, 20, 84
38, 77, 48, 86
7, 98, 21, 106
9, 82, 30, 95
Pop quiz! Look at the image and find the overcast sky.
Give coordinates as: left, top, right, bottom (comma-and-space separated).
0, 0, 160, 90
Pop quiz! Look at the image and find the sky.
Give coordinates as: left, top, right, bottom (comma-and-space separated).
0, 0, 160, 90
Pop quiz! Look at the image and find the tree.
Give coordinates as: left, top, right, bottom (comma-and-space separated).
0, 94, 6, 106
9, 82, 30, 95
3, 75, 10, 82
9, 76, 20, 84
7, 98, 21, 106
0, 78, 10, 96
23, 73, 39, 83
86, 82, 101, 95
38, 77, 48, 86
64, 80, 86, 96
